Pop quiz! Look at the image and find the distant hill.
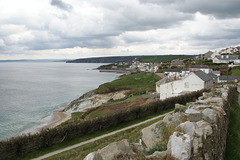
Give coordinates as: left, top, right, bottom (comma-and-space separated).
66, 55, 194, 63
0, 59, 67, 62
66, 56, 136, 63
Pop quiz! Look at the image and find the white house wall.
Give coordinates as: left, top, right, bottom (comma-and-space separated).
159, 73, 207, 100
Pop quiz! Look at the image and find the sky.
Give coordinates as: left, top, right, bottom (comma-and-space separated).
0, 0, 240, 60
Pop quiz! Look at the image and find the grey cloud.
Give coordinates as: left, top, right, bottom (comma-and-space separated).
139, 0, 240, 19
50, 0, 73, 11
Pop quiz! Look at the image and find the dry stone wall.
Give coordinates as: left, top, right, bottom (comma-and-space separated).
85, 85, 236, 160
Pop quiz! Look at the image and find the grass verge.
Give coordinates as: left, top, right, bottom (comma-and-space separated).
225, 92, 240, 159
96, 72, 158, 93
17, 108, 173, 160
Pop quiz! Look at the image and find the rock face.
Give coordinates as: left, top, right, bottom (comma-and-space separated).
84, 85, 234, 160
84, 139, 135, 160
64, 90, 127, 113
169, 132, 191, 160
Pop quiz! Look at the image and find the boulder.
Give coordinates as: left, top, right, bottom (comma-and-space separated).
84, 139, 134, 160
141, 121, 166, 148
202, 108, 218, 123
168, 132, 191, 160
180, 121, 195, 135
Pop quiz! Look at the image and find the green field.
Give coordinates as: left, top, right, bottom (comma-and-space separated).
96, 72, 159, 93
140, 55, 193, 63
230, 67, 240, 76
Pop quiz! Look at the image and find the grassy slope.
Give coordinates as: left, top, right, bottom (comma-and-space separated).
140, 55, 193, 63
231, 68, 240, 76
96, 72, 158, 92
225, 92, 240, 159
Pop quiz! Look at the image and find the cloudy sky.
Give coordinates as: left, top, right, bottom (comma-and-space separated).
0, 0, 240, 60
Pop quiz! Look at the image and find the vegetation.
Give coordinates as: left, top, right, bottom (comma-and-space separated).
228, 66, 240, 76
17, 109, 173, 160
96, 72, 159, 93
139, 55, 194, 63
66, 55, 194, 64
225, 91, 240, 159
0, 90, 206, 160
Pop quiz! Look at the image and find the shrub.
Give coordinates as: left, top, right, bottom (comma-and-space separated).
0, 88, 208, 160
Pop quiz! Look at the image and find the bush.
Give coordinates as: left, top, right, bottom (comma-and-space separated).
0, 89, 208, 160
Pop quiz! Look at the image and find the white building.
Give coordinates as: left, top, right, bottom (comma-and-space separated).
159, 71, 213, 100
189, 65, 211, 74
213, 55, 238, 63
164, 69, 181, 77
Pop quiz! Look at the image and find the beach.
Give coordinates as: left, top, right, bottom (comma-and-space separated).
39, 111, 71, 131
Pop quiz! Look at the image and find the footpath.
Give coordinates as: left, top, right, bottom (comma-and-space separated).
32, 111, 172, 160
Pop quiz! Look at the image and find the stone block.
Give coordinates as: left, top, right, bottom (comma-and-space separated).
185, 108, 202, 122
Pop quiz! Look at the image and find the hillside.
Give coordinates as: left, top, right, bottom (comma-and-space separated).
66, 55, 194, 63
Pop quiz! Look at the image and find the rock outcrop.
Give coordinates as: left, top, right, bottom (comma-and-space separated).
84, 85, 235, 160
64, 90, 127, 113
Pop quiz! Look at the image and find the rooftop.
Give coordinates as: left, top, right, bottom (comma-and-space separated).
215, 55, 238, 60
193, 71, 212, 82
190, 65, 209, 69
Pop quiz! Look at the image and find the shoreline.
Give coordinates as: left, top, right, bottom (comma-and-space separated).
39, 111, 71, 131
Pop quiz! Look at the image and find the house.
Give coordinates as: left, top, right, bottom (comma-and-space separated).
218, 76, 240, 83
156, 77, 168, 94
164, 69, 181, 77
159, 71, 213, 100
211, 51, 220, 59
181, 69, 190, 77
213, 55, 238, 63
170, 59, 185, 67
212, 71, 220, 77
189, 65, 211, 74
203, 51, 214, 60
220, 47, 235, 54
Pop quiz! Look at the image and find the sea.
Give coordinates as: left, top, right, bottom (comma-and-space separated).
0, 62, 120, 141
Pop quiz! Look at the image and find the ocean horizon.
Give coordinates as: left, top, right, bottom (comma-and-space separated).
0, 62, 119, 141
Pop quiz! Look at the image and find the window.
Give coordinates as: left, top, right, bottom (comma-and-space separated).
184, 82, 189, 88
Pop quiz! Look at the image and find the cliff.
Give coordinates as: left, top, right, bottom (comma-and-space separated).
63, 90, 127, 113
84, 85, 236, 160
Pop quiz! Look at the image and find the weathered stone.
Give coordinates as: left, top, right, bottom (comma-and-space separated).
84, 152, 103, 160
146, 151, 167, 159
180, 121, 195, 135
141, 121, 166, 148
185, 108, 202, 122
202, 108, 218, 123
175, 103, 187, 113
169, 132, 191, 160
195, 120, 213, 140
84, 139, 134, 160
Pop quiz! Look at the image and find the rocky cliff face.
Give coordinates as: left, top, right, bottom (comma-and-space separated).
63, 90, 127, 113
84, 85, 235, 160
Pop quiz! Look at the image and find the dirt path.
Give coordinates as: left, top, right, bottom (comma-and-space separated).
32, 111, 172, 160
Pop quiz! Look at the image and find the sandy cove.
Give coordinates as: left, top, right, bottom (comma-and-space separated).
39, 111, 71, 131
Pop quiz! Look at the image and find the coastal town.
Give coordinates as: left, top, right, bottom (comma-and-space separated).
98, 45, 240, 100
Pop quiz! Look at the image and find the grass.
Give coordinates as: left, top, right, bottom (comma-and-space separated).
87, 109, 114, 119
65, 112, 84, 123
45, 111, 172, 160
17, 108, 173, 160
225, 92, 240, 160
231, 68, 240, 76
96, 72, 158, 92
140, 55, 193, 63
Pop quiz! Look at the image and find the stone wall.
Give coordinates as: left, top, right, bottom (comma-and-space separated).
84, 85, 236, 160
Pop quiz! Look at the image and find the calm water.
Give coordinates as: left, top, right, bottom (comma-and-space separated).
0, 62, 119, 141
